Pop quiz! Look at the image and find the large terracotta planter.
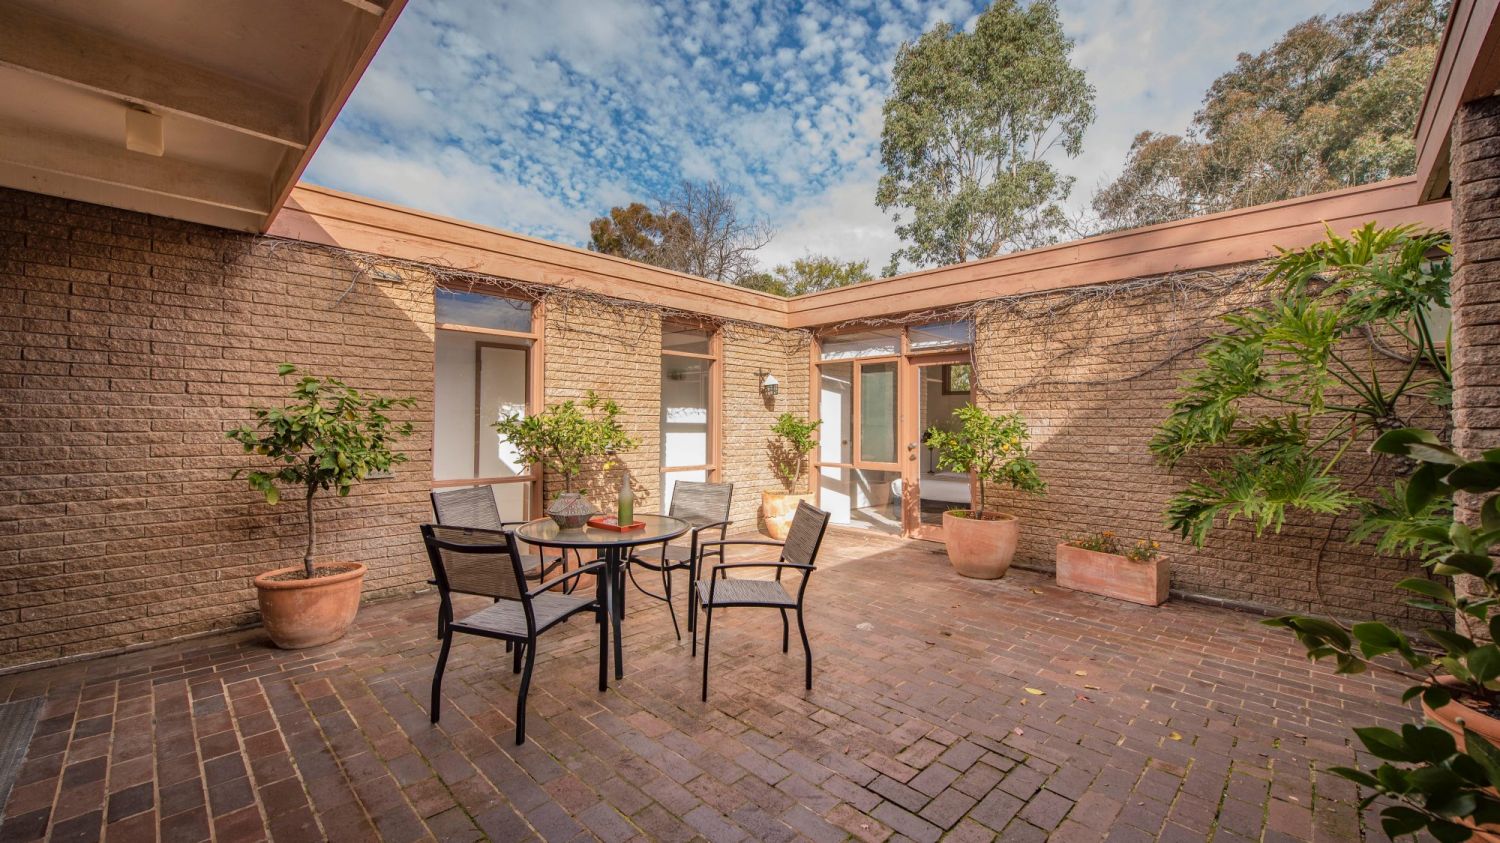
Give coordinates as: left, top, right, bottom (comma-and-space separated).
762, 490, 814, 539
942, 510, 1017, 579
1055, 543, 1169, 606
254, 562, 366, 649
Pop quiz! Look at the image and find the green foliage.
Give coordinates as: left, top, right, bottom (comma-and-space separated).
587, 180, 772, 283
926, 405, 1044, 515
1093, 0, 1447, 230
493, 391, 638, 494
876, 0, 1095, 271
226, 365, 416, 578
1152, 223, 1451, 546
736, 255, 873, 297
1068, 531, 1121, 554
1266, 428, 1500, 839
769, 413, 822, 491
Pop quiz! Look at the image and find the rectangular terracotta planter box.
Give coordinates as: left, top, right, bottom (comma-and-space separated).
1055, 543, 1169, 606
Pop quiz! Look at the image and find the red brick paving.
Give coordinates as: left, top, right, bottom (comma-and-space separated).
0, 530, 1413, 841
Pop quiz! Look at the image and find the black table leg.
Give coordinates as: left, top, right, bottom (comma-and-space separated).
608, 546, 624, 679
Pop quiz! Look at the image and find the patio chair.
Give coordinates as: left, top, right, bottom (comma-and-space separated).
429, 487, 575, 638
422, 524, 608, 745
692, 501, 830, 701
626, 481, 734, 640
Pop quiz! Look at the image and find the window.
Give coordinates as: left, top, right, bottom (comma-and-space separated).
432, 290, 539, 521
909, 321, 973, 351
435, 288, 532, 333
660, 324, 719, 511
942, 363, 972, 394
819, 329, 900, 360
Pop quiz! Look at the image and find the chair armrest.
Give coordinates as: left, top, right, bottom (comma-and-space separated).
689, 520, 732, 536
712, 561, 813, 577
527, 560, 607, 597
698, 538, 785, 550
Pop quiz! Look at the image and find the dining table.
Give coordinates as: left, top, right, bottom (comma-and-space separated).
514, 514, 689, 679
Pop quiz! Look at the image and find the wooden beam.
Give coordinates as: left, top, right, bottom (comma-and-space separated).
265, 0, 407, 228
0, 120, 268, 215
339, 0, 388, 14
0, 3, 308, 149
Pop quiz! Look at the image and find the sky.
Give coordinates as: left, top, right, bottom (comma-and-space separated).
305, 0, 1368, 276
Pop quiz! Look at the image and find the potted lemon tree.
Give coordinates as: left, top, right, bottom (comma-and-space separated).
227, 365, 415, 649
763, 413, 821, 539
494, 390, 637, 527
926, 405, 1044, 579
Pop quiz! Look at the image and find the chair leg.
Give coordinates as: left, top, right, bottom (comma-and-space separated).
512, 641, 524, 674
687, 559, 697, 635
797, 607, 812, 691
779, 608, 789, 653
436, 612, 445, 640
516, 638, 536, 745
597, 606, 609, 692
663, 565, 680, 641
430, 631, 452, 724
700, 605, 713, 702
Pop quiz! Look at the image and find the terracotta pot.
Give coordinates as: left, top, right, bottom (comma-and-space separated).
1055, 543, 1170, 606
253, 562, 366, 649
1423, 677, 1500, 842
762, 490, 814, 539
942, 510, 1017, 579
1424, 676, 1500, 752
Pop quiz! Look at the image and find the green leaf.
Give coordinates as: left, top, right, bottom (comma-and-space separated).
1352, 622, 1406, 658
1401, 724, 1456, 763
1400, 578, 1457, 604
1373, 427, 1441, 455
1469, 646, 1500, 683
1355, 727, 1421, 762
277, 363, 297, 377
1380, 805, 1430, 837
1465, 730, 1500, 790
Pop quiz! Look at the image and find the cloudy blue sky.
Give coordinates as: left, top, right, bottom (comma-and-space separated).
305, 0, 1366, 274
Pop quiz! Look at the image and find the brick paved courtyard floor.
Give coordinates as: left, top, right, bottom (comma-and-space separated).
0, 530, 1415, 842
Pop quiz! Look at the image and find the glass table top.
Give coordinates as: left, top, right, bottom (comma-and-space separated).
514, 514, 690, 548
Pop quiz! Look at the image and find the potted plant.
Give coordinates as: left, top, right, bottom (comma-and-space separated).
227, 365, 415, 649
763, 413, 821, 539
494, 390, 637, 528
926, 405, 1045, 579
1055, 533, 1169, 606
1266, 428, 1500, 840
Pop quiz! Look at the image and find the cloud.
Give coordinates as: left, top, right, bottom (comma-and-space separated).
306, 0, 1372, 277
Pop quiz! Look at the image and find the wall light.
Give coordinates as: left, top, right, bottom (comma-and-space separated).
760, 373, 779, 397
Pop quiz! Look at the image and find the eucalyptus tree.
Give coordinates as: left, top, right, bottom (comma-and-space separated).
876, 0, 1095, 273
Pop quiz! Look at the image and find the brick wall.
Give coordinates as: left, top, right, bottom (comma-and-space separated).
720, 322, 811, 530
1453, 95, 1500, 461
970, 269, 1440, 628
0, 188, 435, 670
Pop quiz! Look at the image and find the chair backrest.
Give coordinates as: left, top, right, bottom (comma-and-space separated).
431, 486, 506, 532
781, 501, 831, 568
421, 524, 528, 602
669, 481, 734, 531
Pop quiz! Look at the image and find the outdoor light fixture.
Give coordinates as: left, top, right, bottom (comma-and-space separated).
760, 373, 779, 397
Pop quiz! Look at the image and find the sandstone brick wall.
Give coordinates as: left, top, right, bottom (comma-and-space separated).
541, 295, 664, 511
0, 188, 435, 670
1453, 95, 1500, 461
970, 270, 1439, 628
720, 323, 811, 530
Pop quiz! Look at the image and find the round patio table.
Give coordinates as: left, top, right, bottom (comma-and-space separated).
515, 514, 689, 680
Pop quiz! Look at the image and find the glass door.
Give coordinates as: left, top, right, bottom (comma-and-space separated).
814, 331, 903, 534
904, 354, 974, 540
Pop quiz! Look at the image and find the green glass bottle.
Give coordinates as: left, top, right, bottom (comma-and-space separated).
617, 470, 634, 526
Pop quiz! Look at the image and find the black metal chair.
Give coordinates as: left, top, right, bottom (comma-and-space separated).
627, 481, 734, 640
429, 487, 575, 639
421, 524, 608, 745
692, 501, 830, 701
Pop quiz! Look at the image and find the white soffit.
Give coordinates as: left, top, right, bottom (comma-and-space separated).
0, 0, 405, 232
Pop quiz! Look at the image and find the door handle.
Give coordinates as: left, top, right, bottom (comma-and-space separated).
907, 443, 918, 450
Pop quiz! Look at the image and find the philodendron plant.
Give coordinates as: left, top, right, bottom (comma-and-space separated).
1266, 427, 1500, 840
227, 365, 416, 579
